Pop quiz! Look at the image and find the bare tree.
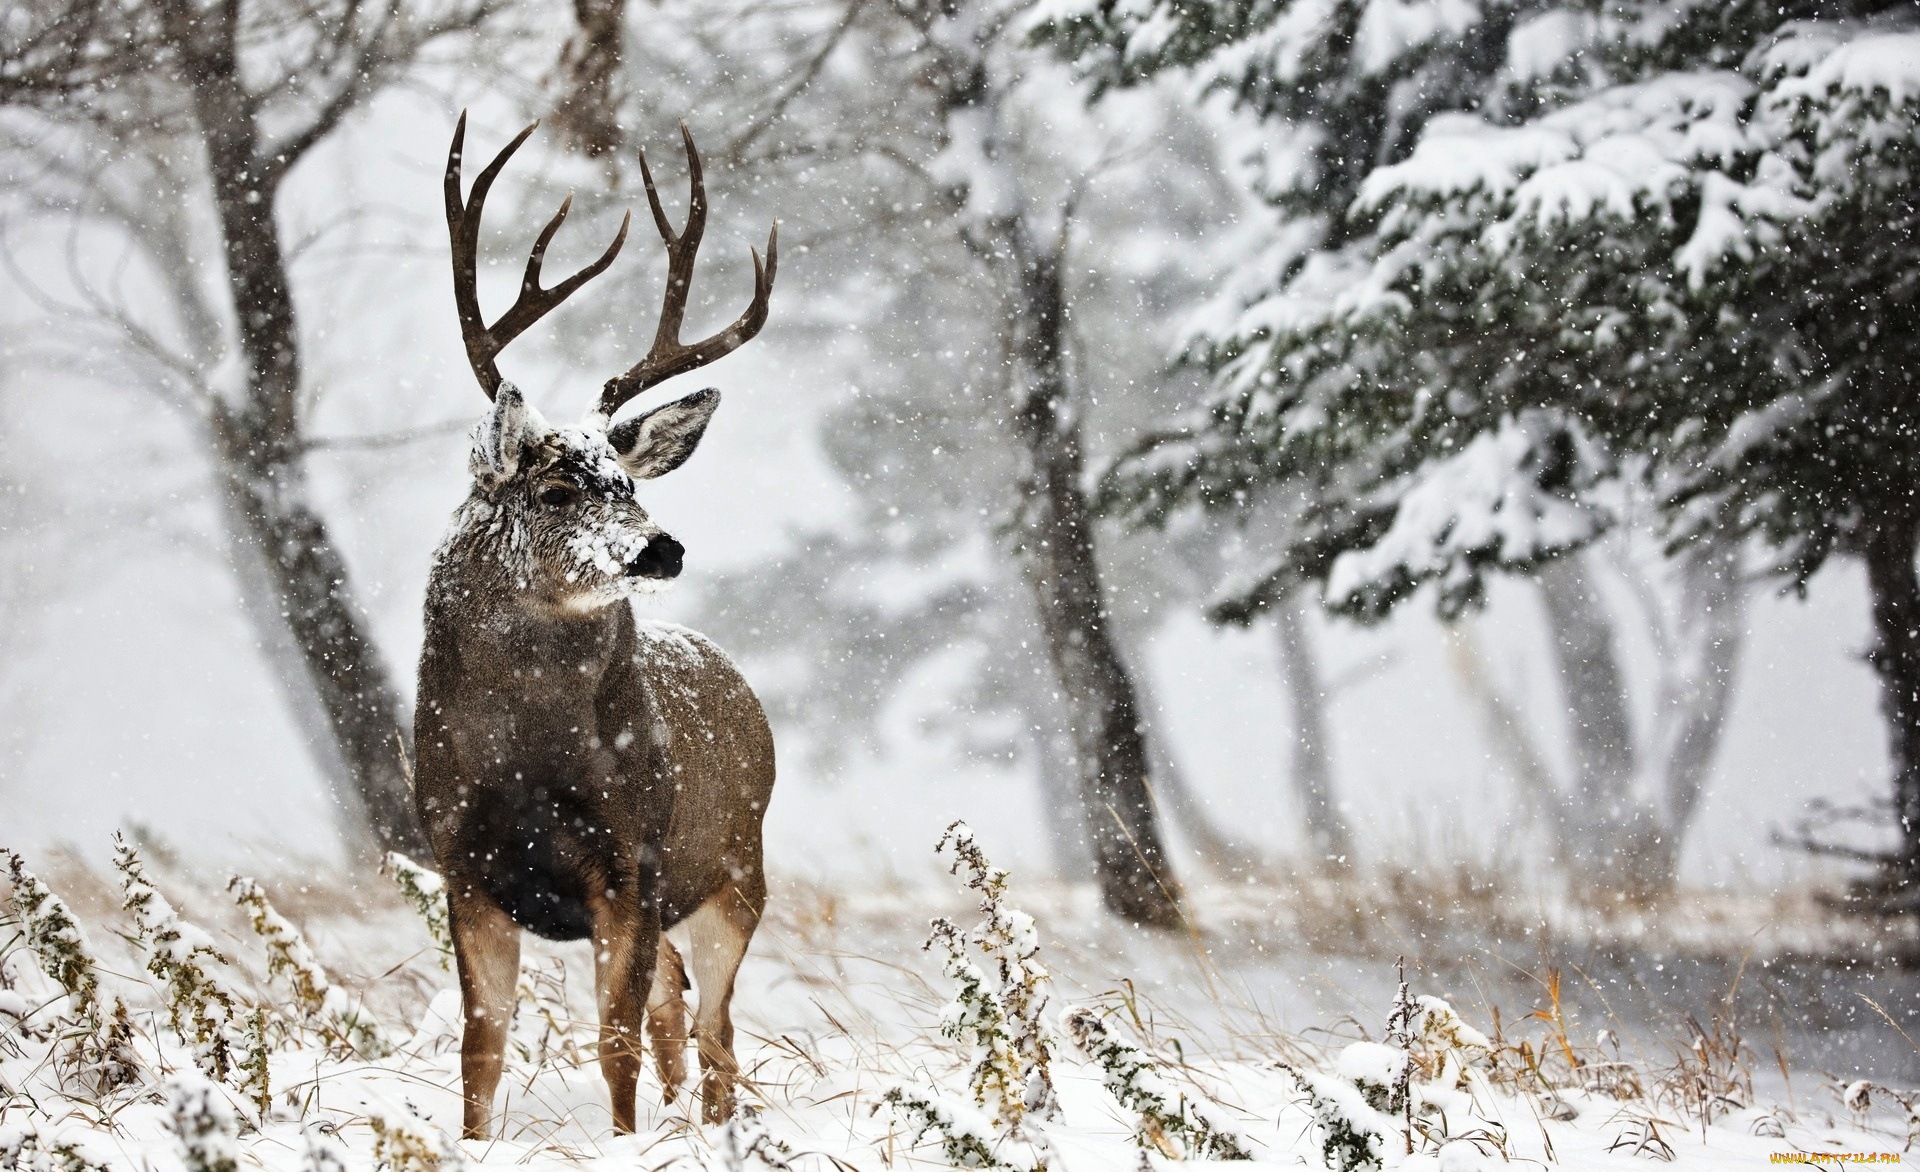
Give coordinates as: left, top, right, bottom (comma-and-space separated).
1273, 590, 1353, 863
536, 0, 1193, 925
1448, 539, 1747, 893
1, 0, 496, 857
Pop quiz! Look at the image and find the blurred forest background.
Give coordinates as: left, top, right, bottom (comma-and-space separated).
3, 0, 1920, 932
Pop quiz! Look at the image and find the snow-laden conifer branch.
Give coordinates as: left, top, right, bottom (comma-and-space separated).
229, 875, 390, 1058
381, 854, 452, 970
1061, 1006, 1250, 1160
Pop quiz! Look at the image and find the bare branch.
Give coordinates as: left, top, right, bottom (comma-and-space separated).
722, 0, 866, 164
302, 417, 474, 452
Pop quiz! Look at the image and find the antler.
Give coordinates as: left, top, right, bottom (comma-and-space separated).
445, 111, 632, 399
595, 124, 778, 419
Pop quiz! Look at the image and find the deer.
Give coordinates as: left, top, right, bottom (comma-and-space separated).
413, 113, 778, 1139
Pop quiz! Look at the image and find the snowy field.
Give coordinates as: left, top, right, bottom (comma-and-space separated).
6, 828, 1919, 1172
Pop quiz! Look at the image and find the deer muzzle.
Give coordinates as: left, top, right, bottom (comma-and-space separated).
625, 533, 684, 580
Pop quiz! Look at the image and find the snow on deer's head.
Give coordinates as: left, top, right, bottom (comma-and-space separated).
440, 114, 774, 612
466, 381, 719, 608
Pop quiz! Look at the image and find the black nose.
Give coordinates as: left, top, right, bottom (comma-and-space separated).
625, 534, 683, 580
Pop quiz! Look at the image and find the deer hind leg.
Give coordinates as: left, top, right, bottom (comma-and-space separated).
592, 894, 661, 1134
451, 893, 521, 1140
645, 935, 690, 1104
686, 879, 764, 1124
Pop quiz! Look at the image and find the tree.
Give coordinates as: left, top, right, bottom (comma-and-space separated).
1, 0, 493, 856
1058, 0, 1920, 900
544, 0, 1247, 924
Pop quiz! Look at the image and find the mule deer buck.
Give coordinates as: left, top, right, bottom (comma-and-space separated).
414, 113, 777, 1137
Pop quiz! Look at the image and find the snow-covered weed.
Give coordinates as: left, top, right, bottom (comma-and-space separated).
229, 875, 390, 1059
879, 1088, 1040, 1171
4, 851, 102, 1018
1279, 1063, 1395, 1172
1, 849, 139, 1097
1061, 1006, 1249, 1160
2, 839, 1903, 1172
366, 1097, 464, 1172
933, 821, 1056, 1125
0, 1120, 116, 1172
167, 1074, 240, 1172
711, 1108, 794, 1172
885, 823, 1055, 1169
381, 854, 452, 969
115, 836, 268, 1112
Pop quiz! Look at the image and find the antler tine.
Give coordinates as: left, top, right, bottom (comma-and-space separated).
597, 125, 778, 419
444, 111, 630, 400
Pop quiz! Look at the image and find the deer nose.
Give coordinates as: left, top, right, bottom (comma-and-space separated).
625, 534, 683, 580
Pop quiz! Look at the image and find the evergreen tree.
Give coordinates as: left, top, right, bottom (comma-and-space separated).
1044, 0, 1920, 900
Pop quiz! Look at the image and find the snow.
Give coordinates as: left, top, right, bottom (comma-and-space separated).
1336, 1041, 1407, 1091
1353, 0, 1480, 78
1773, 31, 1920, 108
1671, 163, 1808, 289
1361, 73, 1758, 229
8, 840, 1920, 1172
1504, 12, 1595, 82
1322, 417, 1605, 615
1348, 22, 1916, 297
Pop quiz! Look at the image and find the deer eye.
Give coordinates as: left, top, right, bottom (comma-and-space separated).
538, 485, 577, 508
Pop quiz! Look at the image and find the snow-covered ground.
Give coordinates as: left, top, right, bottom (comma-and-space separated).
5, 832, 1918, 1172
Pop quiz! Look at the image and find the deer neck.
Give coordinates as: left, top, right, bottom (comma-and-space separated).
425, 558, 633, 721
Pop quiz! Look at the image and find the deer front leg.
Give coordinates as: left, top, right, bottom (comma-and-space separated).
451, 891, 521, 1140
592, 889, 661, 1134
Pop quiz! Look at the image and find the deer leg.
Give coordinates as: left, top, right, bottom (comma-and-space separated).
685, 880, 763, 1124
646, 935, 690, 1104
451, 893, 521, 1140
592, 892, 660, 1134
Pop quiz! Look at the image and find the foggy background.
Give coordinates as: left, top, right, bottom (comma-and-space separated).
0, 77, 1886, 890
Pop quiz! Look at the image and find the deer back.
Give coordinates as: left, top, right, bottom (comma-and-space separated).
624, 619, 776, 925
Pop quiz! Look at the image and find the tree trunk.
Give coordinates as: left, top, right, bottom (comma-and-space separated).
213, 450, 425, 858
1860, 509, 1920, 892
1536, 553, 1661, 886
1443, 621, 1562, 836
168, 3, 426, 859
1003, 226, 1183, 930
552, 0, 625, 157
1644, 539, 1746, 886
1275, 589, 1352, 863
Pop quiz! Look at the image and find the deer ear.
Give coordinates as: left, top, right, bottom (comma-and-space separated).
471, 381, 548, 488
610, 388, 720, 480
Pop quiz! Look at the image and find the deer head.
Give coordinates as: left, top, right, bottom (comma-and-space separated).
442, 113, 776, 611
